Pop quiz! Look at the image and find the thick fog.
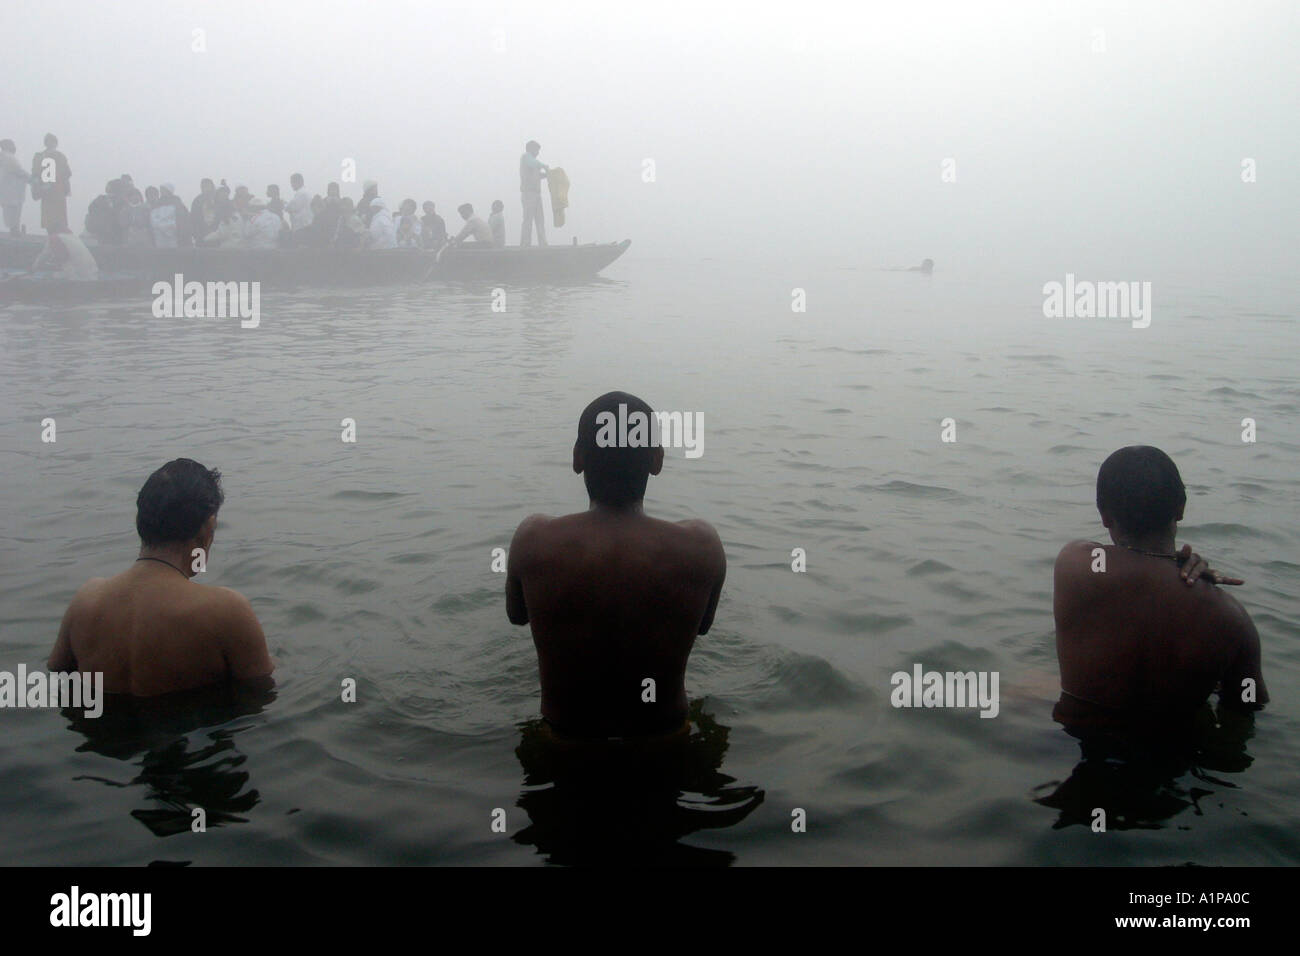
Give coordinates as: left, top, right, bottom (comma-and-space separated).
6, 0, 1296, 273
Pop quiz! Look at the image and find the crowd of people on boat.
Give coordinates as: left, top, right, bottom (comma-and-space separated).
81, 176, 509, 253
0, 133, 551, 254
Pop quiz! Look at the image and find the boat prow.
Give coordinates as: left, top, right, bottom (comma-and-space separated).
435, 239, 631, 281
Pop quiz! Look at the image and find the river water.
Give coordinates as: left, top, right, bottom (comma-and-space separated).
1, 255, 1297, 865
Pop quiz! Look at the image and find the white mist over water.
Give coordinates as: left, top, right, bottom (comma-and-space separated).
5, 0, 1297, 275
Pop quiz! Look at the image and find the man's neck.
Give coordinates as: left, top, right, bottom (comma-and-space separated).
136, 544, 195, 578
1111, 529, 1176, 554
589, 499, 645, 518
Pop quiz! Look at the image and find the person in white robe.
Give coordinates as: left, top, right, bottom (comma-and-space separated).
366, 197, 396, 250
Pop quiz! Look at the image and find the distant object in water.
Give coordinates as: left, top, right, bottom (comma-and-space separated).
882, 258, 934, 275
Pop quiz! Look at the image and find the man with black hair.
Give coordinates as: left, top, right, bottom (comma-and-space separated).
506, 392, 725, 740
49, 459, 273, 696
451, 202, 492, 244
1053, 445, 1267, 737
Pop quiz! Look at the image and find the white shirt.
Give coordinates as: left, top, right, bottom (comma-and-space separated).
149, 204, 178, 248
368, 204, 397, 249
0, 151, 27, 207
396, 215, 422, 248
243, 210, 282, 249
206, 217, 244, 248
519, 153, 546, 193
286, 187, 314, 231
455, 215, 493, 243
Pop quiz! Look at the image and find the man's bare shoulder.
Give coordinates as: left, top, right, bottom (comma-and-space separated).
656, 517, 725, 573
201, 584, 258, 621
1056, 539, 1104, 569
72, 575, 112, 598
1205, 584, 1256, 634
670, 517, 723, 549
510, 512, 557, 553
66, 575, 113, 615
200, 585, 272, 677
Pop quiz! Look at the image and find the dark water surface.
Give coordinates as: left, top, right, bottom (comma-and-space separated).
1, 257, 1297, 865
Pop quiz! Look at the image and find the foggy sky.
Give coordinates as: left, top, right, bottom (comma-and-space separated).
6, 0, 1296, 275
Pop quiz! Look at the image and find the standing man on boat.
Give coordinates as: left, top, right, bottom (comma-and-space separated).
31, 133, 71, 235
0, 140, 30, 237
519, 140, 549, 247
285, 173, 314, 236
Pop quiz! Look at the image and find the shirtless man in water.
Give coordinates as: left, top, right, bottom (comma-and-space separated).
506, 392, 726, 739
49, 459, 273, 696
1053, 446, 1267, 736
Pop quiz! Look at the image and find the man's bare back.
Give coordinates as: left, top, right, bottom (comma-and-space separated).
50, 561, 271, 697
507, 508, 725, 738
49, 458, 272, 698
1053, 540, 1267, 733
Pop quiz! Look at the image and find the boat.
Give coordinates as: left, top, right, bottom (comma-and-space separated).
0, 273, 158, 306
0, 235, 631, 294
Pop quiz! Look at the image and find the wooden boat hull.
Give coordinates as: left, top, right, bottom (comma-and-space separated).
0, 275, 156, 306
0, 237, 631, 290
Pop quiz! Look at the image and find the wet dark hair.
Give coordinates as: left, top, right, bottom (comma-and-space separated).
135, 459, 224, 546
458, 203, 473, 217
526, 140, 540, 152
1096, 445, 1186, 535
576, 391, 658, 507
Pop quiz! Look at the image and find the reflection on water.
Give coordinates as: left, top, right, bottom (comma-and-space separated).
513, 701, 764, 866
60, 680, 275, 841
1032, 704, 1257, 831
